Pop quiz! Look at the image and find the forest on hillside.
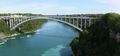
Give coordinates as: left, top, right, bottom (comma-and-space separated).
71, 13, 120, 56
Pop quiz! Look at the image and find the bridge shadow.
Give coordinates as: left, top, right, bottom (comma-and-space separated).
59, 44, 73, 56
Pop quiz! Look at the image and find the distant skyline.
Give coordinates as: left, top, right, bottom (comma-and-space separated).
0, 0, 120, 15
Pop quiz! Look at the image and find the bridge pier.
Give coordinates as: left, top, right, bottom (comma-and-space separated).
72, 19, 74, 24
80, 19, 83, 29
89, 19, 91, 26
73, 18, 75, 25
77, 18, 79, 27
68, 18, 71, 23
84, 19, 87, 29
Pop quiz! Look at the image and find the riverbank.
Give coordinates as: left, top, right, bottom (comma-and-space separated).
70, 37, 80, 56
0, 19, 47, 42
0, 28, 39, 45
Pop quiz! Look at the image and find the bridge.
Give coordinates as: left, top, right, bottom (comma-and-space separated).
0, 15, 98, 32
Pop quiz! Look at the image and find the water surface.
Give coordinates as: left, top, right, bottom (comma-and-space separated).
0, 20, 79, 56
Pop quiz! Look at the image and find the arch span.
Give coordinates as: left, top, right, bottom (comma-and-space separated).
11, 17, 83, 32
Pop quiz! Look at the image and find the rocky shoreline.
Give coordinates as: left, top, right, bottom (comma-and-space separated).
0, 31, 36, 45
0, 19, 47, 43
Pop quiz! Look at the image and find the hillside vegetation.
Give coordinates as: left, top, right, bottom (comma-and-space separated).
0, 20, 12, 35
0, 19, 46, 36
18, 19, 46, 33
71, 13, 120, 56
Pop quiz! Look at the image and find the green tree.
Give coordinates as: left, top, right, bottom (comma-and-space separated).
72, 13, 120, 56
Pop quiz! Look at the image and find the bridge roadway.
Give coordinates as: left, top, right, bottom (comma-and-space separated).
0, 15, 97, 32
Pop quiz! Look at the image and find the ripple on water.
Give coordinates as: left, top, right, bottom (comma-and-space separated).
27, 35, 31, 38
0, 39, 8, 45
41, 45, 65, 56
11, 37, 15, 39
0, 37, 16, 46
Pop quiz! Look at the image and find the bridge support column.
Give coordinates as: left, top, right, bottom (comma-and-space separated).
89, 19, 91, 26
65, 18, 67, 22
6, 19, 9, 26
94, 19, 96, 24
84, 19, 87, 29
72, 18, 74, 24
10, 19, 13, 28
12, 18, 13, 27
66, 18, 68, 22
80, 19, 82, 29
69, 18, 71, 23
73, 18, 75, 25
77, 18, 79, 27
20, 18, 22, 23
60, 18, 62, 21
61, 18, 63, 21
13, 18, 15, 27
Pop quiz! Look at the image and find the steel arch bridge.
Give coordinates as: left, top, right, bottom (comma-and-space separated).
0, 15, 98, 32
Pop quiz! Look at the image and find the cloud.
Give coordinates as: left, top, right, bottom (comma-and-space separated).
1, 0, 120, 14
96, 0, 120, 6
0, 2, 79, 14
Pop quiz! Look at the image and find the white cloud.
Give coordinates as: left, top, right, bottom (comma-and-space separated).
1, 0, 120, 14
0, 2, 79, 14
96, 0, 120, 6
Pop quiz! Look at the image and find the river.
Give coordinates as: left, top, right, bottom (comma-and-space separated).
0, 20, 79, 56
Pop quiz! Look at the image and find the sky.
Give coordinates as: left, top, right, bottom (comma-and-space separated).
0, 0, 120, 15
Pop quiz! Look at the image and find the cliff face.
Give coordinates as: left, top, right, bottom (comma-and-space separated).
70, 13, 120, 56
70, 37, 80, 56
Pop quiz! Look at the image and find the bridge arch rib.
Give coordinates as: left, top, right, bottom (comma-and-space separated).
11, 17, 83, 32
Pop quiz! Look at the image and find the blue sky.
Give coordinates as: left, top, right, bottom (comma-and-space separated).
0, 0, 120, 14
